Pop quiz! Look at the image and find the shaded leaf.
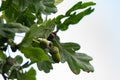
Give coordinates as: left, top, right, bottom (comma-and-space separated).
0, 0, 12, 11
37, 60, 53, 73
16, 10, 36, 27
3, 3, 20, 22
0, 23, 29, 38
32, 0, 57, 15
0, 50, 6, 60
14, 55, 23, 64
18, 0, 28, 12
19, 46, 49, 62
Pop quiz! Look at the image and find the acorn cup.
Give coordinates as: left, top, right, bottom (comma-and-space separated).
49, 46, 60, 63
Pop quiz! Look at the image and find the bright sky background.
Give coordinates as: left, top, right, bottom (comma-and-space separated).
0, 0, 120, 80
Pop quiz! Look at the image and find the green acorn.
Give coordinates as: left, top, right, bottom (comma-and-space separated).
49, 46, 60, 63
39, 39, 49, 49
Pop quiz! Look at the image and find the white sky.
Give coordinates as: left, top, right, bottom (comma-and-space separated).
0, 0, 120, 80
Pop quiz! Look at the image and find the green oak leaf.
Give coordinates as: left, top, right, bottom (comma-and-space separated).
0, 50, 6, 60
52, 37, 94, 74
0, 0, 12, 11
31, 0, 57, 15
0, 23, 29, 38
19, 46, 49, 62
59, 7, 95, 30
17, 67, 36, 80
66, 1, 96, 16
37, 60, 53, 73
19, 19, 55, 47
55, 1, 96, 31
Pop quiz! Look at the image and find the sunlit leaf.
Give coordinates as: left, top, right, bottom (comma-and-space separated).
19, 19, 55, 47
54, 0, 63, 5
19, 46, 49, 62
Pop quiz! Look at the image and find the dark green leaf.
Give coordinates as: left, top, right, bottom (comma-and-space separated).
55, 15, 65, 24
17, 67, 36, 80
37, 61, 53, 73
39, 0, 57, 14
19, 46, 49, 62
3, 3, 20, 22
0, 50, 6, 60
52, 37, 94, 74
66, 1, 82, 16
66, 1, 96, 16
16, 10, 36, 27
19, 19, 55, 47
0, 50, 6, 73
18, 0, 28, 12
25, 67, 36, 80
80, 2, 96, 9
0, 0, 12, 11
60, 7, 95, 30
0, 23, 29, 38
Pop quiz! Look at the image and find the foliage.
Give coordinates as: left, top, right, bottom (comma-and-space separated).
0, 0, 96, 80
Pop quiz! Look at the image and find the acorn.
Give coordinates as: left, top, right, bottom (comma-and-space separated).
47, 32, 56, 41
49, 46, 60, 63
39, 39, 49, 49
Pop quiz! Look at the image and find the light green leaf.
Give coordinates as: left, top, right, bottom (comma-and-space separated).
19, 46, 49, 62
54, 0, 63, 5
19, 19, 55, 47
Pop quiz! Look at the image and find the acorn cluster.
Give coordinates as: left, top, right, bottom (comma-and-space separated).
32, 32, 61, 63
